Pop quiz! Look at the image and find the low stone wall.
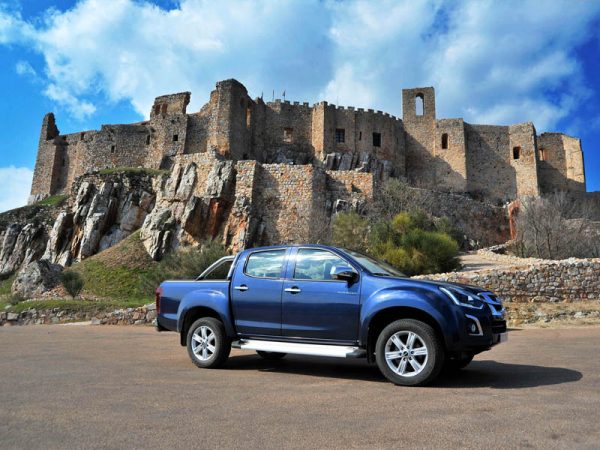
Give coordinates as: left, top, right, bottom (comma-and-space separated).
0, 303, 156, 327
415, 258, 600, 302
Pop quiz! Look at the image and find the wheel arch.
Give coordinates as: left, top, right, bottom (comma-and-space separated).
179, 306, 226, 346
364, 306, 447, 363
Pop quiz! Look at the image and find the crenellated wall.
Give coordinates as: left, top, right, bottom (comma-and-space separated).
30, 79, 589, 206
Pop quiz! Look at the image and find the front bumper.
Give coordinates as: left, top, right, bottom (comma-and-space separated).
449, 295, 508, 354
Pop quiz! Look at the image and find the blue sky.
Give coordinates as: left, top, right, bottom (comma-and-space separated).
0, 0, 599, 212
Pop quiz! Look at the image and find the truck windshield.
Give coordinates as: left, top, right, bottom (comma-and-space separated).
343, 250, 406, 278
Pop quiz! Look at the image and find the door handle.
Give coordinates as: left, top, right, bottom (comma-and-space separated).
284, 286, 302, 294
234, 285, 248, 292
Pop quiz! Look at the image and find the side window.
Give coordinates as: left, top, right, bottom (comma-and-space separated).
201, 259, 233, 280
245, 250, 286, 278
294, 249, 348, 281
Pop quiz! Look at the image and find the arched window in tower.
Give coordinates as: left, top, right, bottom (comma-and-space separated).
539, 147, 546, 161
415, 93, 424, 116
246, 106, 252, 129
441, 133, 448, 149
513, 146, 521, 160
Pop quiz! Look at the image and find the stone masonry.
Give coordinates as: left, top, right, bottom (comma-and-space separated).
29, 79, 588, 206
415, 258, 600, 303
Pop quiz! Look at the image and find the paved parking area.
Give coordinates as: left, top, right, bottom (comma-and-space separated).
0, 325, 599, 449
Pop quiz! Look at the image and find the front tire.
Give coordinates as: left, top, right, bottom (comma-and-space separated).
256, 351, 287, 360
375, 319, 444, 386
186, 317, 231, 368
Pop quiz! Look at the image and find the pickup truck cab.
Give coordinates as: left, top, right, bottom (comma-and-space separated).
156, 245, 507, 386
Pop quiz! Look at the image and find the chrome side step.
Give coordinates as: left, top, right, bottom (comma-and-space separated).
232, 339, 366, 358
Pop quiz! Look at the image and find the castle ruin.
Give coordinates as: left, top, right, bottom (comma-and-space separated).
30, 78, 586, 207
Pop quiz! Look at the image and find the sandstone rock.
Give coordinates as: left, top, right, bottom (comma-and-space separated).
43, 211, 74, 266
0, 223, 47, 277
6, 312, 18, 321
11, 259, 63, 299
140, 208, 175, 260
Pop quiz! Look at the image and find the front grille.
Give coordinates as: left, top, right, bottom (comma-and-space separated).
492, 321, 507, 334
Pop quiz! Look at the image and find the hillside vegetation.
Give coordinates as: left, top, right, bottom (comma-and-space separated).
69, 231, 157, 304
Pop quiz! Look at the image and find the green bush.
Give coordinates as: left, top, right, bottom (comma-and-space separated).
370, 212, 460, 276
8, 293, 25, 306
143, 240, 228, 290
61, 270, 85, 299
332, 211, 369, 252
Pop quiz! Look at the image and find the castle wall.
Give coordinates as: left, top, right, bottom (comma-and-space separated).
146, 92, 190, 169
465, 124, 514, 201
403, 87, 437, 188
325, 170, 374, 214
183, 112, 210, 155
30, 114, 62, 202
206, 79, 253, 160
317, 104, 404, 179
261, 100, 314, 164
538, 132, 568, 193
434, 118, 467, 192
564, 135, 586, 192
253, 164, 326, 245
509, 122, 540, 197
30, 79, 588, 207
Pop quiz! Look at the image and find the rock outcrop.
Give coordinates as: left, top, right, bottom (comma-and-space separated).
11, 259, 63, 299
0, 204, 58, 278
140, 159, 235, 259
43, 172, 156, 266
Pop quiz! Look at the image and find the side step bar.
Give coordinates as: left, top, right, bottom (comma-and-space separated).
232, 339, 366, 358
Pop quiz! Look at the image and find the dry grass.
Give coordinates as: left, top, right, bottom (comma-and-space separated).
506, 301, 600, 328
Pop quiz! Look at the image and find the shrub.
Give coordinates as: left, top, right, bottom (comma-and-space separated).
61, 271, 85, 299
369, 212, 460, 276
143, 240, 228, 291
514, 192, 600, 259
8, 293, 25, 306
332, 211, 369, 252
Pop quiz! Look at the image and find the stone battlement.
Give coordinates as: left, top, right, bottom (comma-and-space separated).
30, 79, 587, 204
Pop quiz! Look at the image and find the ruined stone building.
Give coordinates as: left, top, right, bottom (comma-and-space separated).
30, 78, 586, 208
0, 78, 587, 274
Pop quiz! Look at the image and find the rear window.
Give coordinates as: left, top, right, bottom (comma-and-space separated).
245, 250, 286, 278
200, 259, 233, 280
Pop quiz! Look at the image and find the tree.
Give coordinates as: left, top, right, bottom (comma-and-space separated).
514, 192, 600, 259
60, 271, 84, 299
331, 211, 369, 252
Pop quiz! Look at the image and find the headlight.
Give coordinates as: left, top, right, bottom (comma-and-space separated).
440, 286, 485, 309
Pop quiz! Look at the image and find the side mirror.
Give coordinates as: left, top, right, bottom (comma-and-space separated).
330, 266, 358, 282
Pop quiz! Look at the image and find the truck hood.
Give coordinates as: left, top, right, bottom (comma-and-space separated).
375, 275, 490, 295
416, 278, 489, 294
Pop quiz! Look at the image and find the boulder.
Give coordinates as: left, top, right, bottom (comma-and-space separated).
11, 259, 63, 299
0, 223, 47, 277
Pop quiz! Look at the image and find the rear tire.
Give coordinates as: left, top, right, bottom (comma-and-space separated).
186, 317, 231, 369
256, 351, 287, 360
375, 319, 444, 386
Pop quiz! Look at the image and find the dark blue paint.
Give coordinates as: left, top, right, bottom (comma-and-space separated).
156, 244, 505, 353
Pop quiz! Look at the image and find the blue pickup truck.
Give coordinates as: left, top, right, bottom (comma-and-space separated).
156, 245, 507, 386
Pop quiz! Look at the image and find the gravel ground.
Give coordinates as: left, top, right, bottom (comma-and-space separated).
1, 325, 599, 449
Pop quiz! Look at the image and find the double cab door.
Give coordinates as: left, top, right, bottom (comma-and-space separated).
230, 247, 360, 343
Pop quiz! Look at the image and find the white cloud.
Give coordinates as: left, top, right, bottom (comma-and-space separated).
0, 0, 334, 120
0, 0, 599, 132
44, 83, 96, 120
15, 60, 37, 77
427, 0, 600, 130
0, 166, 33, 213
